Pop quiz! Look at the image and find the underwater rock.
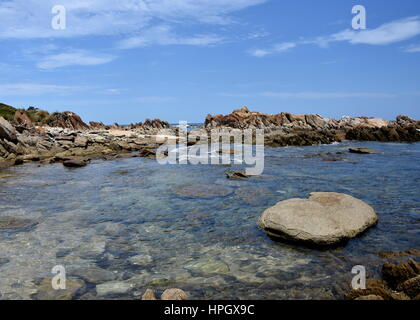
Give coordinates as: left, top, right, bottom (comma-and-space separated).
175, 184, 233, 199
0, 217, 38, 233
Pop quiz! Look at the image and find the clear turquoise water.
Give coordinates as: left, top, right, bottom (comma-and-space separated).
0, 141, 419, 300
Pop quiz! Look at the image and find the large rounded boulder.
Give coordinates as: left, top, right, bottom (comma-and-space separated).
258, 192, 378, 246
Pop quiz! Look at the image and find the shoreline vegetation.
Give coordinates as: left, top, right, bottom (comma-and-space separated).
1, 103, 419, 300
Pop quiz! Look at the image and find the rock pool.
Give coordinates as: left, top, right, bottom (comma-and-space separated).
0, 141, 419, 300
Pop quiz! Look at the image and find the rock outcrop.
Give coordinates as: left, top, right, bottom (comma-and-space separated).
49, 112, 90, 131
204, 107, 420, 145
347, 254, 420, 300
258, 192, 378, 246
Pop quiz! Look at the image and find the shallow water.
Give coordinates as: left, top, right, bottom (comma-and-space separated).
0, 142, 419, 300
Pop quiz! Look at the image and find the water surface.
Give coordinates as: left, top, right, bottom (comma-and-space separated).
0, 142, 419, 300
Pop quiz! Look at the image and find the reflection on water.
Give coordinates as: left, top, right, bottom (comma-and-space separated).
0, 142, 419, 300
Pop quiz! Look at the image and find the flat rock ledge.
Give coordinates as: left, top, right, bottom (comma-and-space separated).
258, 192, 378, 246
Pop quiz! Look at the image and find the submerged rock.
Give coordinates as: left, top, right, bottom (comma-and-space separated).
349, 147, 377, 154
34, 278, 85, 300
161, 288, 188, 300
175, 184, 233, 199
258, 192, 378, 246
71, 267, 117, 284
96, 281, 132, 296
0, 217, 38, 233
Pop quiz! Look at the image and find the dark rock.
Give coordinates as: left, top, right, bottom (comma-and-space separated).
346, 279, 409, 300
226, 170, 251, 179
349, 148, 377, 154
382, 259, 420, 289
139, 148, 157, 159
397, 275, 420, 298
63, 159, 89, 168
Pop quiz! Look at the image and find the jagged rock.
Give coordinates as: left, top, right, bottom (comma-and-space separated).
142, 289, 157, 300
14, 110, 33, 128
346, 279, 409, 300
50, 112, 90, 130
382, 259, 420, 289
89, 121, 106, 129
161, 289, 188, 301
397, 275, 420, 298
0, 117, 18, 143
258, 192, 378, 246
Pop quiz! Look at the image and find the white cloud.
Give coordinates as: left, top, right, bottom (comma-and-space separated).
249, 42, 296, 57
324, 16, 420, 46
0, 0, 265, 39
0, 83, 84, 95
250, 16, 420, 57
117, 25, 223, 49
37, 50, 116, 70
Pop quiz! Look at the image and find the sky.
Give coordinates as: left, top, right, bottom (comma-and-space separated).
0, 0, 419, 124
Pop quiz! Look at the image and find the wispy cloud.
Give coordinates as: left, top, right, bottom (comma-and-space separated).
0, 0, 265, 39
404, 44, 420, 53
0, 83, 85, 95
249, 42, 296, 57
37, 50, 116, 70
117, 25, 223, 49
250, 16, 420, 57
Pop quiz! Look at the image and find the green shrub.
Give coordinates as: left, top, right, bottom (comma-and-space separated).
0, 103, 17, 121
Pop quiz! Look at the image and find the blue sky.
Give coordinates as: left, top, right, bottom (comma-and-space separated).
0, 0, 419, 124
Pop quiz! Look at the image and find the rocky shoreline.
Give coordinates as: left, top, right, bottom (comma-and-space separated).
1, 105, 419, 169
